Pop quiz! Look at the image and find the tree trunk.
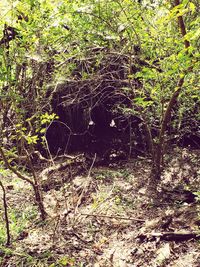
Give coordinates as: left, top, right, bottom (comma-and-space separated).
149, 0, 191, 189
0, 181, 11, 246
33, 183, 47, 221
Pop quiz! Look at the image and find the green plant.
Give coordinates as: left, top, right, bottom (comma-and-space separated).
0, 202, 37, 246
49, 256, 77, 267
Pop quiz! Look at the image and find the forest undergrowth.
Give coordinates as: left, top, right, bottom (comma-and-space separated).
0, 0, 200, 266
0, 148, 200, 267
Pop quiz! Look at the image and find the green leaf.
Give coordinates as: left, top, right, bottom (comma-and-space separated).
189, 2, 196, 13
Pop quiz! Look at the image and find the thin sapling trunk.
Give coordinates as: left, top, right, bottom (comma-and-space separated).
0, 181, 11, 246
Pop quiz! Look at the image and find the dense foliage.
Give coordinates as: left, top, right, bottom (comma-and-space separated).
0, 1, 199, 140
0, 2, 200, 267
0, 0, 199, 243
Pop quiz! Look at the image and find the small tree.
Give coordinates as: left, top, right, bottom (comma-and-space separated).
149, 0, 198, 189
0, 146, 47, 220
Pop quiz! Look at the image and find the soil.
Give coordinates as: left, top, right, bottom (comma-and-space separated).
0, 148, 200, 267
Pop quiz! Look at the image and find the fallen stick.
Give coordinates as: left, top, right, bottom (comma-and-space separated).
79, 212, 145, 222
138, 231, 200, 241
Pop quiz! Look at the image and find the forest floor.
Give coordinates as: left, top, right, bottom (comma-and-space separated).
0, 148, 200, 267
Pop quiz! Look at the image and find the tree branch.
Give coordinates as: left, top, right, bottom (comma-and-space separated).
0, 146, 34, 186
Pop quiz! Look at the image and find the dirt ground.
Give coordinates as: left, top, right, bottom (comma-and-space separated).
0, 148, 200, 267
